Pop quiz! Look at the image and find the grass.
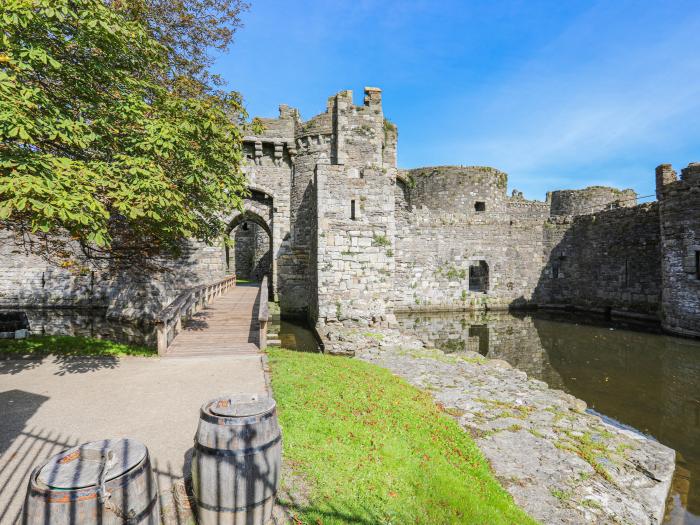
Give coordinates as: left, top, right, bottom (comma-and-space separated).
0, 335, 155, 357
550, 488, 571, 501
267, 347, 537, 525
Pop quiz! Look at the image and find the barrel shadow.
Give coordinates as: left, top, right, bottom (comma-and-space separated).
5, 431, 163, 525
192, 396, 280, 525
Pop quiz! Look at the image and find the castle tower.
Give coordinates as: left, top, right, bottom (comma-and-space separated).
313, 88, 398, 327
656, 162, 700, 337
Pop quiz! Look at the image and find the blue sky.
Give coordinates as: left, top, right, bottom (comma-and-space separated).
213, 0, 700, 200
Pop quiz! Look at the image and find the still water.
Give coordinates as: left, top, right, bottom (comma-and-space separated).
271, 318, 320, 352
396, 310, 700, 524
8, 308, 156, 347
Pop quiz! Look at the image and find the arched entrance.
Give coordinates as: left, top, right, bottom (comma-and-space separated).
226, 210, 272, 282
223, 187, 280, 301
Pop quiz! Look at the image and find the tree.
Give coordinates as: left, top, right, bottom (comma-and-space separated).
0, 0, 250, 267
108, 0, 249, 91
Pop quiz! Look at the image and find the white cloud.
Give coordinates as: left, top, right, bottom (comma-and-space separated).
437, 3, 700, 197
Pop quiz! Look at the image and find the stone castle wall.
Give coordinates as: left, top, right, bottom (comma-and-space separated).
393, 166, 549, 312
536, 203, 662, 318
313, 88, 397, 323
315, 164, 396, 322
657, 163, 700, 337
0, 230, 225, 322
548, 186, 637, 216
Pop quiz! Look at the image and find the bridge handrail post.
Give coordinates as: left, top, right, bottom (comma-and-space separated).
258, 275, 270, 350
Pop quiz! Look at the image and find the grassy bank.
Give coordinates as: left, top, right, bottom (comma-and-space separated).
267, 347, 536, 525
0, 335, 155, 357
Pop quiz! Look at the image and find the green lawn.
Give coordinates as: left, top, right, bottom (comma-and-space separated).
267, 347, 537, 525
0, 335, 155, 357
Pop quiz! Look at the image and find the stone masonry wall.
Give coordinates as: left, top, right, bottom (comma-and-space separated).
657, 163, 700, 337
0, 230, 226, 322
535, 203, 662, 317
315, 164, 396, 322
393, 167, 548, 311
313, 88, 398, 324
241, 105, 296, 307
548, 186, 637, 216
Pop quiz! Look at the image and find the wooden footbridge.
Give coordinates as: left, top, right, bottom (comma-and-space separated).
155, 276, 269, 358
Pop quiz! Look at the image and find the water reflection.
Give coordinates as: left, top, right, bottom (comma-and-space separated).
1, 308, 156, 348
274, 319, 320, 353
396, 310, 700, 525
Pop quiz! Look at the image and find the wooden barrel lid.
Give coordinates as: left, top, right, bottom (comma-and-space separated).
37, 438, 147, 489
208, 394, 275, 418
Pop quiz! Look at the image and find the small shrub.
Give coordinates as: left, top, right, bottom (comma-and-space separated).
372, 234, 391, 247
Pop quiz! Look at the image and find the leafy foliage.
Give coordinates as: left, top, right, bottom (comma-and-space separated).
0, 0, 249, 265
108, 0, 249, 90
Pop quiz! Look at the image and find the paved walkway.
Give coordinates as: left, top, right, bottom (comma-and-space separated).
165, 283, 261, 357
0, 350, 267, 523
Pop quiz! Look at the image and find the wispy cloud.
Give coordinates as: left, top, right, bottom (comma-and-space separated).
437, 2, 700, 197
217, 0, 700, 200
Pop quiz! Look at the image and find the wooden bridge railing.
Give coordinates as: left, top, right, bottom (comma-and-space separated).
155, 275, 237, 356
258, 276, 269, 350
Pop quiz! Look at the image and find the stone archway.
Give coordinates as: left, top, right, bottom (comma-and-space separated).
226, 209, 272, 281
224, 188, 276, 299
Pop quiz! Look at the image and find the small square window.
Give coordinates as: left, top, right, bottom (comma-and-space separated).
474, 201, 486, 212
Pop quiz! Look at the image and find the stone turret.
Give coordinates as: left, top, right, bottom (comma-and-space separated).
657, 162, 700, 337
655, 164, 677, 200
681, 162, 700, 181
548, 187, 637, 216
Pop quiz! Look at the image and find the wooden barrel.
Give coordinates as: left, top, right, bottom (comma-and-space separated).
192, 394, 281, 525
21, 438, 160, 525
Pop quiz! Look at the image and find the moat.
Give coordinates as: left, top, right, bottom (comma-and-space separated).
396, 310, 700, 524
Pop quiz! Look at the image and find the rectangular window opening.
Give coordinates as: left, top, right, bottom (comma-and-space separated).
696, 250, 700, 280
468, 261, 489, 293
474, 201, 486, 212
350, 200, 356, 220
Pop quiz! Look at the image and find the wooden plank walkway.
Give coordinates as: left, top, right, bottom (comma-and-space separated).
164, 284, 262, 358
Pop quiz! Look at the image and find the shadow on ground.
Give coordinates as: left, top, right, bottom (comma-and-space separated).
0, 355, 120, 376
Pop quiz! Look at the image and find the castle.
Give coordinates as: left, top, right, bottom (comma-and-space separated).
1, 87, 698, 338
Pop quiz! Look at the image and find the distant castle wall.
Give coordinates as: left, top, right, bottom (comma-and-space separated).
536, 204, 662, 317
548, 187, 637, 216
393, 166, 547, 312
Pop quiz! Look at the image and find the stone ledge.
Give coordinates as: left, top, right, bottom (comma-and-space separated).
323, 324, 678, 524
